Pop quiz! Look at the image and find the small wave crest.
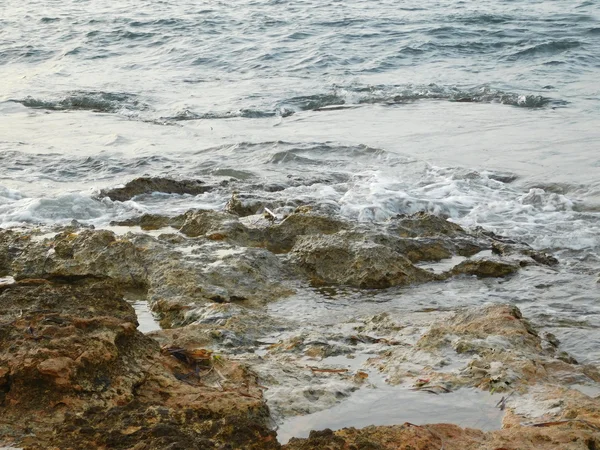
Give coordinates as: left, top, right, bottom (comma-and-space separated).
506, 40, 582, 61
0, 151, 175, 183
0, 188, 143, 228
336, 166, 597, 251
157, 84, 561, 123
349, 84, 559, 108
11, 91, 147, 114
160, 108, 276, 122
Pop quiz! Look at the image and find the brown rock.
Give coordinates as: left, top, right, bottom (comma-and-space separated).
289, 232, 437, 288
450, 258, 519, 278
37, 357, 76, 386
0, 281, 277, 449
283, 422, 600, 450
266, 212, 348, 253
100, 177, 212, 202
110, 213, 173, 230
392, 212, 466, 238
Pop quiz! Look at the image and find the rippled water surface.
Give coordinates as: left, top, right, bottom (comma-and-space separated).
1, 0, 600, 436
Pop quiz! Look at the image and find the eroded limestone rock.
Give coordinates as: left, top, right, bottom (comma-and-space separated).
3, 229, 294, 328
100, 177, 212, 202
0, 281, 277, 449
289, 232, 438, 288
391, 211, 466, 238
449, 258, 520, 278
283, 422, 600, 450
110, 213, 176, 231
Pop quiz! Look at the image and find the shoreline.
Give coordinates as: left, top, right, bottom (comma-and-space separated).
2, 181, 599, 448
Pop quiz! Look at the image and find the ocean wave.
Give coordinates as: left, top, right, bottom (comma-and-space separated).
162, 85, 562, 122
11, 91, 147, 114
161, 108, 276, 122
0, 151, 176, 183
10, 83, 564, 123
0, 46, 55, 65
351, 84, 559, 108
506, 40, 582, 60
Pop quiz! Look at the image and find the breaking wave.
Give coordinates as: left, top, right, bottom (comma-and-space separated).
10, 83, 562, 123
11, 91, 147, 114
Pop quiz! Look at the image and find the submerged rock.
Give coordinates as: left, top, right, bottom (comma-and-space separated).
100, 177, 212, 202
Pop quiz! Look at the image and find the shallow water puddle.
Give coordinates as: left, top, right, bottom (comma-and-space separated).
0, 276, 16, 287
416, 255, 467, 274
276, 384, 504, 444
570, 383, 600, 398
126, 299, 161, 333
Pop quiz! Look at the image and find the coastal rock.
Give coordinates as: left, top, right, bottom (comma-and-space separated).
0, 281, 277, 449
11, 229, 148, 287
225, 192, 269, 217
100, 177, 212, 202
265, 212, 348, 253
148, 303, 279, 350
289, 231, 437, 288
178, 209, 255, 243
379, 305, 600, 393
110, 213, 177, 231
449, 258, 520, 278
147, 244, 293, 327
390, 211, 466, 238
179, 208, 348, 253
4, 229, 294, 328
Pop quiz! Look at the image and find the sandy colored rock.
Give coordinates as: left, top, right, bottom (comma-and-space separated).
178, 209, 248, 240
450, 258, 520, 277
4, 228, 294, 328
0, 281, 277, 449
265, 212, 348, 253
378, 304, 600, 394
289, 231, 437, 288
11, 229, 148, 287
391, 211, 466, 238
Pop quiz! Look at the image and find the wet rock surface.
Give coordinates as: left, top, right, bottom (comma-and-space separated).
0, 281, 276, 449
289, 232, 438, 288
377, 304, 600, 393
100, 177, 212, 202
283, 423, 600, 450
1, 207, 598, 449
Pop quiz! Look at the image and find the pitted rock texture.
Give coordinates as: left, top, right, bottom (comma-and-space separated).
283, 423, 600, 450
100, 177, 212, 202
0, 281, 277, 449
289, 232, 438, 288
377, 304, 600, 397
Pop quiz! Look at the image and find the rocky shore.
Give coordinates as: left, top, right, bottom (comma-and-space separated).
1, 177, 598, 449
